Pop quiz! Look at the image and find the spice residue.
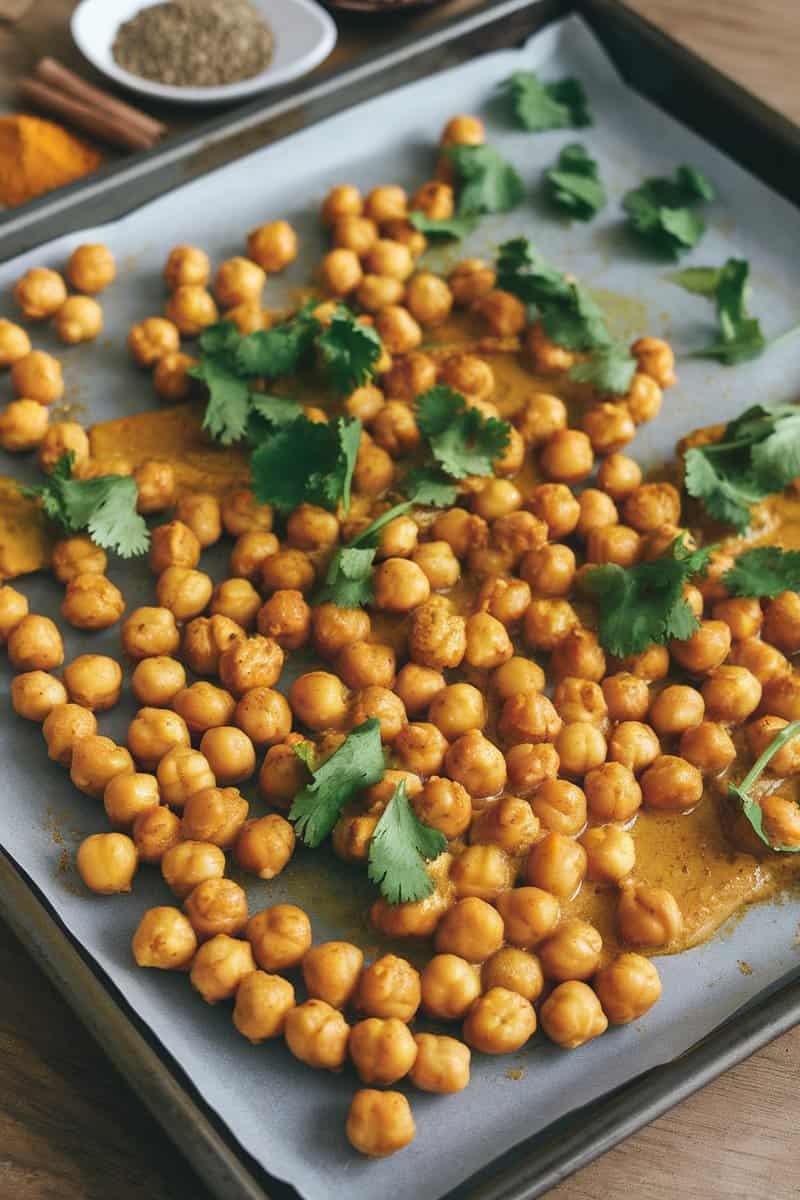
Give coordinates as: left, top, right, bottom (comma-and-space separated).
112, 0, 275, 88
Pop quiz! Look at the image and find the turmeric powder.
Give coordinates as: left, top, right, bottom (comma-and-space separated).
0, 114, 101, 208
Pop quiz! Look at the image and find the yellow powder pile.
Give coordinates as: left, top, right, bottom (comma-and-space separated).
0, 114, 101, 208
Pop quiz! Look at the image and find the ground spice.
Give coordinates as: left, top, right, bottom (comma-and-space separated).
0, 114, 101, 207
112, 0, 275, 88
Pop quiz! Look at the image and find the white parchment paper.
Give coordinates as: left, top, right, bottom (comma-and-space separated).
2, 15, 800, 1200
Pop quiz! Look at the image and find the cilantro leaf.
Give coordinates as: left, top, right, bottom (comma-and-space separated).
317, 308, 381, 394
408, 210, 480, 240
246, 393, 304, 444
192, 360, 252, 445
367, 779, 447, 904
569, 342, 637, 395
235, 305, 320, 378
586, 536, 714, 656
251, 414, 362, 514
289, 720, 385, 847
723, 547, 800, 598
666, 266, 722, 295
448, 145, 524, 216
401, 466, 459, 508
496, 238, 611, 350
21, 453, 149, 558
503, 71, 592, 131
545, 143, 606, 220
416, 386, 510, 479
730, 720, 800, 852
622, 165, 714, 258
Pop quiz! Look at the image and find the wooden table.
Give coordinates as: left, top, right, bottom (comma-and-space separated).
2, 2, 800, 1198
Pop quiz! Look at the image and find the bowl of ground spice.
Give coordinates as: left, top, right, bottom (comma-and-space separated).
72, 0, 337, 104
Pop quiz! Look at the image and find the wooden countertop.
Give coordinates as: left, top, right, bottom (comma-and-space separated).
1, 2, 800, 1199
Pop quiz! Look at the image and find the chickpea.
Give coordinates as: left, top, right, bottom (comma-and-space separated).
347, 685, 405, 743
597, 451, 643, 500
49, 539, 104, 589
461, 611, 512, 671
576, 490, 619, 539
64, 245, 115, 296
131, 652, 187, 705
391, 665, 442, 720
77, 832, 137, 895
594, 952, 662, 1024
519, 546, 574, 600
230, 688, 290, 752
246, 903, 311, 972
425, 684, 483, 744
390, 722, 444, 778
0, 587, 27, 646
255, 738, 305, 809
489, 661, 543, 711
285, 505, 339, 554
10, 352, 61, 409
439, 358, 493, 408
623, 483, 680, 534
608, 721, 660, 774
165, 285, 218, 337
759, 792, 800, 849
582, 402, 636, 456
762, 674, 800, 723
348, 384, 384, 426
70, 734, 132, 798
182, 615, 242, 677
728, 636, 791, 685
154, 566, 211, 622
475, 580, 529, 632
494, 886, 560, 948
447, 257, 495, 307
404, 272, 453, 326
448, 844, 510, 901
585, 523, 641, 567
102, 771, 158, 829
582, 825, 636, 886
298, 941, 362, 1011
42, 702, 97, 766
261, 552, 316, 602
231, 971, 294, 1045
59, 573, 123, 631
551, 630, 607, 686
127, 317, 180, 367
417, 954, 479, 1021
310, 604, 369, 662
362, 184, 407, 224
332, 811, 378, 863
53, 295, 103, 345
132, 906, 197, 970
616, 644, 670, 682
0, 398, 48, 451
11, 670, 66, 722
354, 956, 421, 1026
370, 557, 429, 613
252, 595, 308, 657
319, 247, 362, 296
526, 832, 587, 899
538, 919, 602, 983
181, 784, 249, 847
618, 880, 683, 947
372, 305, 420, 355
408, 597, 466, 670
7, 615, 60, 674
38, 422, 88, 472
133, 459, 174, 516
330, 213, 377, 257
211, 257, 264, 310
444, 730, 506, 798
346, 1089, 415, 1159
553, 723, 607, 778
209, 578, 261, 632
232, 814, 294, 880
540, 429, 594, 483
584, 762, 642, 824
321, 184, 362, 227
551, 679, 605, 729
475, 289, 526, 337
431, 509, 486, 561
601, 672, 650, 722
434, 897, 504, 962
126, 707, 189, 773
132, 803, 181, 863
198, 726, 255, 785
190, 934, 255, 1004
218, 635, 284, 698
354, 274, 403, 316
646, 684, 703, 737
158, 842, 224, 902
671, 619, 731, 675
348, 1017, 417, 1085
289, 671, 349, 732
540, 980, 608, 1049
163, 245, 210, 289
409, 776, 468, 840
762, 591, 800, 654
13, 266, 66, 319
625, 372, 662, 424
678, 720, 735, 775
0, 318, 31, 366
524, 598, 578, 653
405, 1032, 470, 1097
157, 745, 215, 809
245, 219, 298, 273
463, 986, 536, 1054
747, 715, 800, 776
505, 743, 560, 796
700, 665, 761, 725
184, 877, 248, 940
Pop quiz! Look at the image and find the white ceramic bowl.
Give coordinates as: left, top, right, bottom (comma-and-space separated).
71, 0, 337, 105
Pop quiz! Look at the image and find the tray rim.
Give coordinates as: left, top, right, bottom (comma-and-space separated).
3, 1, 800, 1198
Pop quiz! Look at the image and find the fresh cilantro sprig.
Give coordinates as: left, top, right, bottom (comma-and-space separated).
251, 415, 361, 514
503, 71, 592, 131
569, 342, 637, 395
448, 145, 524, 216
586, 536, 714, 657
545, 143, 606, 221
722, 547, 800, 598
496, 237, 610, 351
622, 165, 714, 258
416, 386, 510, 479
730, 720, 800, 852
400, 465, 459, 508
368, 779, 447, 904
669, 258, 800, 365
289, 720, 385, 847
21, 453, 149, 558
409, 211, 480, 241
684, 403, 800, 531
317, 308, 381, 395
315, 497, 416, 608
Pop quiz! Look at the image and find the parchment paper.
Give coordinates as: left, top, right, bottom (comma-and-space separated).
2, 15, 800, 1200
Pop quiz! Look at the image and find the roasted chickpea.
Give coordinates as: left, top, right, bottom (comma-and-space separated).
519, 545, 574, 600
126, 706, 189, 771
461, 611, 512, 671
131, 656, 186, 708
540, 980, 608, 1049
349, 1017, 417, 1085
505, 743, 560, 795
217, 635, 284, 697
60, 573, 123, 631
332, 811, 377, 863
53, 295, 102, 344
346, 1089, 415, 1159
0, 398, 48, 450
618, 880, 683, 947
406, 1033, 469, 1095
190, 934, 255, 1004
321, 184, 362, 227
219, 490, 272, 539
10, 353, 61, 411
597, 452, 643, 500
404, 272, 453, 326
354, 274, 403, 315
132, 906, 197, 970
229, 688, 290, 751
550, 629, 607, 683
14, 266, 66, 320
260, 550, 316, 600
584, 761, 642, 822
553, 723, 607, 778
761, 674, 800, 723
157, 744, 216, 807
371, 557, 429, 613
165, 284, 218, 337
746, 715, 800, 776
608, 721, 660, 774
71, 734, 133, 798
449, 844, 511, 901
255, 738, 305, 809
602, 672, 650, 722
181, 784, 249, 846
526, 832, 586, 899
475, 289, 526, 336
552, 678, 607, 728
252, 593, 309, 655
182, 614, 244, 676
678, 720, 735, 775
623, 482, 680, 534
319, 247, 362, 296
408, 777, 468, 840
212, 257, 265, 309
173, 492, 221, 549
581, 826, 636, 884
356, 955, 421, 1022
246, 903, 311, 972
700, 665, 761, 724
38, 421, 88, 472
184, 877, 248, 940
434, 897, 504, 962
49, 537, 105, 587
475, 579, 529, 630
133, 459, 174, 515
408, 596, 466, 670
163, 245, 210, 289
347, 685, 405, 743
444, 730, 506, 798
491, 659, 544, 707
0, 585, 28, 645
208, 578, 260, 631
447, 257, 495, 307
390, 722, 445, 778
363, 184, 407, 224
498, 691, 562, 750
494, 886, 560, 948
147, 522, 198, 577
77, 832, 137, 895
42, 702, 97, 766
647, 684, 704, 737
625, 372, 662, 424
289, 670, 349, 732
11, 670, 65, 723
582, 402, 636, 456
309, 606, 368, 663
616, 644, 670, 682
154, 567, 211, 621
392, 664, 444, 718
198, 725, 255, 785
463, 986, 536, 1054
524, 597, 578, 652
127, 317, 180, 367
64, 244, 115, 296
631, 335, 675, 387
0, 317, 31, 366
232, 814, 294, 880
373, 304, 420, 354
537, 918, 602, 983
585, 523, 641, 567
594, 952, 662, 1024
576, 489, 619, 538
7, 613, 62, 673
425, 684, 483, 743
728, 636, 791, 685
418, 954, 479, 1021
233, 970, 295, 1044
103, 771, 159, 828
132, 803, 181, 864
540, 429, 594, 483
330, 213, 377, 257
299, 941, 362, 1011
671, 619, 731, 675
762, 591, 800, 654
284, 505, 338, 554
161, 840, 225, 899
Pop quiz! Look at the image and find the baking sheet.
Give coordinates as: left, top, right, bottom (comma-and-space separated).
2, 13, 800, 1200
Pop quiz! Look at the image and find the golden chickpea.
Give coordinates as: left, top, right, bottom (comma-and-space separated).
473, 483, 521, 527
357, 954, 420, 1022
285, 996, 352, 1070
372, 305, 419, 355
132, 906, 197, 970
618, 880, 683, 947
617, 644, 670, 682
60, 573, 124, 631
470, 797, 539, 859
0, 318, 31, 366
321, 184, 362, 227
594, 952, 662, 1025
758, 792, 800, 849
8, 614, 63, 672
133, 459, 174, 515
582, 402, 636, 456
147, 524, 197, 577
172, 680, 235, 738
538, 918, 603, 982
181, 784, 248, 847
522, 318, 574, 371
190, 934, 255, 1004
127, 707, 189, 772
66, 244, 114, 295
540, 980, 608, 1049
728, 636, 791, 685
50, 537, 105, 587
701, 664, 761, 724
260, 551, 316, 601
363, 184, 407, 224
233, 971, 295, 1043
153, 351, 197, 401
382, 218, 426, 256
461, 611, 512, 671
477, 576, 532, 628
349, 1017, 418, 1085
499, 690, 562, 748
320, 247, 363, 296
584, 763, 641, 825
526, 832, 587, 899
184, 877, 248, 940
472, 288, 524, 338
444, 730, 506, 798
625, 372, 662, 424
596, 453, 642, 501
70, 734, 132, 798
585, 523, 641, 568
505, 743, 562, 796
347, 685, 405, 743
332, 811, 377, 863
159, 841, 225, 902
671, 619, 731, 675
355, 273, 404, 314
388, 721, 443, 777
434, 897, 503, 962
155, 566, 212, 621
169, 497, 218, 553
209, 578, 260, 631
746, 715, 800, 776
438, 114, 483, 148
226, 534, 276, 585
608, 721, 660, 774
330, 213, 377, 256
233, 814, 293, 880
386, 670, 439, 725
345, 384, 385, 425
576, 489, 619, 539
241, 906, 310, 975
408, 777, 468, 840
0, 586, 27, 645
131, 803, 180, 864
102, 771, 159, 829
540, 428, 595, 484
524, 597, 579, 654
417, 954, 479, 1021
165, 285, 218, 337
552, 679, 606, 729
514, 395, 564, 453
346, 1089, 415, 1159
308, 604, 368, 662
212, 256, 264, 308
630, 335, 675, 387
408, 596, 467, 670
42, 702, 97, 766
157, 744, 216, 808
425, 684, 483, 743
580, 827, 635, 886
519, 545, 575, 600
762, 590, 800, 654
406, 1033, 469, 1097
678, 720, 735, 775
369, 405, 421, 463
38, 421, 88, 472
11, 670, 66, 722
288, 670, 348, 732
449, 844, 510, 901
711, 593, 760, 640
198, 726, 255, 785
253, 593, 309, 655
14, 266, 66, 319
554, 723, 607, 779
53, 295, 103, 345
405, 272, 453, 326
298, 942, 361, 1011
127, 317, 180, 367
647, 684, 703, 737
761, 674, 800, 723
463, 986, 536, 1054
10, 351, 61, 408
129, 656, 184, 708
77, 832, 137, 895
370, 557, 429, 613
624, 482, 681, 534
0, 398, 48, 451
163, 245, 210, 289
599, 673, 647, 723
218, 634, 284, 698
495, 881, 560, 947
490, 656, 544, 705
231, 687, 290, 750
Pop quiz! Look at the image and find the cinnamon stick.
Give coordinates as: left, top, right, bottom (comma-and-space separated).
18, 77, 155, 151
35, 57, 166, 142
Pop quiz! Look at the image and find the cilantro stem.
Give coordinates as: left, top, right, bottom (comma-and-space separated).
738, 719, 800, 797
351, 499, 415, 548
733, 719, 800, 852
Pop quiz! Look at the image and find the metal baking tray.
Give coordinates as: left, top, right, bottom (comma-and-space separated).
2, 1, 800, 1197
